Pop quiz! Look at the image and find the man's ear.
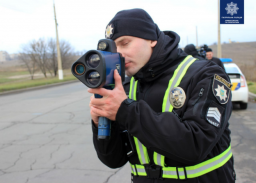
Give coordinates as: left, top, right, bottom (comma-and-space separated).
150, 40, 157, 48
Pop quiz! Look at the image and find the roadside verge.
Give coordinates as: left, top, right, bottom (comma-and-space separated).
249, 92, 256, 99
0, 80, 79, 96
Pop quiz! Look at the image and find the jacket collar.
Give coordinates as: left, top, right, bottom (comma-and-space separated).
133, 31, 184, 83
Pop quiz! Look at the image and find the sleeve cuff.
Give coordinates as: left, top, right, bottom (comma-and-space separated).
91, 120, 98, 135
116, 98, 136, 129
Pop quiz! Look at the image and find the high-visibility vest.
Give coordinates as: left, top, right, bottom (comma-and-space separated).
128, 55, 232, 179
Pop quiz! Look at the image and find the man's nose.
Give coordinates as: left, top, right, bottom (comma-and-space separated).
117, 48, 124, 57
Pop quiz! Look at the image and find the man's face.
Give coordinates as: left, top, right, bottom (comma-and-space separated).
206, 52, 213, 60
114, 36, 157, 77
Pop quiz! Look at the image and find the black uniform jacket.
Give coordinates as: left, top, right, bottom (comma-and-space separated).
92, 31, 236, 183
210, 57, 225, 71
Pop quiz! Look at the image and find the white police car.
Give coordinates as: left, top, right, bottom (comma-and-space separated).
221, 58, 248, 109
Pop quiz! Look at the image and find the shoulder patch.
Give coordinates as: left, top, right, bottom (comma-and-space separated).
206, 101, 225, 128
212, 74, 231, 104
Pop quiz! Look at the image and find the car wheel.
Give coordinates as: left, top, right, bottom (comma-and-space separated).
240, 102, 247, 109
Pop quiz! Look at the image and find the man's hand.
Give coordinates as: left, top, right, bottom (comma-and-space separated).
88, 70, 127, 122
89, 95, 99, 127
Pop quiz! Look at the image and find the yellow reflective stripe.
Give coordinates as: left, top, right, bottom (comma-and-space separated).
153, 152, 165, 166
175, 57, 195, 87
162, 55, 191, 111
153, 152, 158, 165
131, 145, 232, 179
186, 145, 232, 178
178, 167, 186, 179
129, 78, 149, 165
133, 137, 149, 164
161, 155, 165, 167
134, 80, 138, 101
135, 164, 147, 176
162, 55, 195, 112
133, 137, 143, 164
167, 57, 196, 113
129, 77, 134, 99
162, 166, 177, 178
130, 164, 137, 176
142, 145, 150, 164
167, 56, 196, 112
129, 77, 138, 100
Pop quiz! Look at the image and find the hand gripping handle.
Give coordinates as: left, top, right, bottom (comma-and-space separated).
95, 94, 111, 140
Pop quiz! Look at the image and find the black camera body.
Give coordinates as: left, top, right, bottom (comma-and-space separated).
71, 39, 125, 88
198, 44, 208, 58
71, 39, 125, 140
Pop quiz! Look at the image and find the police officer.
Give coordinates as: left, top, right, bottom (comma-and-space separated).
206, 48, 225, 70
184, 44, 204, 60
88, 8, 235, 182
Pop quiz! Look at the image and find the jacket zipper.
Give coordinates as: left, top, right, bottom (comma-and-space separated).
193, 88, 204, 105
138, 80, 153, 101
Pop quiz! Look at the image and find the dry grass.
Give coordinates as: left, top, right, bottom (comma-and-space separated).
0, 67, 76, 93
248, 81, 256, 94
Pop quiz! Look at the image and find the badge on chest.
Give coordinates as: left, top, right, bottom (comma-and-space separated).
169, 87, 186, 108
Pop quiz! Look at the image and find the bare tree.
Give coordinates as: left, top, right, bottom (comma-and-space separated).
28, 38, 49, 78
47, 38, 58, 76
47, 38, 75, 76
60, 40, 76, 69
18, 52, 37, 80
19, 37, 77, 79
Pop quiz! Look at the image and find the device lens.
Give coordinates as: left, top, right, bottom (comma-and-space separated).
74, 63, 85, 75
98, 42, 107, 51
87, 54, 100, 68
87, 71, 100, 86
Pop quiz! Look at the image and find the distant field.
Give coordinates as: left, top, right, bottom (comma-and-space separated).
1, 42, 256, 93
209, 41, 256, 81
0, 63, 76, 93
0, 70, 30, 84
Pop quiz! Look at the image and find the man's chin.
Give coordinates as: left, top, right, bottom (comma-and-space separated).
125, 70, 133, 77
125, 73, 132, 77
125, 68, 139, 77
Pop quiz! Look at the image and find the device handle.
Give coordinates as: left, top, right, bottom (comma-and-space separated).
98, 117, 111, 140
95, 94, 111, 140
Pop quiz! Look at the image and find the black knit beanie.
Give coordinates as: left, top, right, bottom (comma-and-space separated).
105, 8, 158, 41
206, 48, 213, 52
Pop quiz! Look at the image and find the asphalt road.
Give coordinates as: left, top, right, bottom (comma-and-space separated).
0, 82, 255, 183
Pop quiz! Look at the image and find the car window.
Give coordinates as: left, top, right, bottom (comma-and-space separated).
224, 65, 240, 74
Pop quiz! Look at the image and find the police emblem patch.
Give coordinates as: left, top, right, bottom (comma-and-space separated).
105, 24, 114, 39
169, 87, 186, 108
206, 101, 225, 128
212, 74, 231, 104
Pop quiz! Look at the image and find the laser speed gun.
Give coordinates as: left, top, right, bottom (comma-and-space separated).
71, 39, 125, 140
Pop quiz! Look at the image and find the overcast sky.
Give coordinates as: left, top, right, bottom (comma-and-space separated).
0, 0, 255, 54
